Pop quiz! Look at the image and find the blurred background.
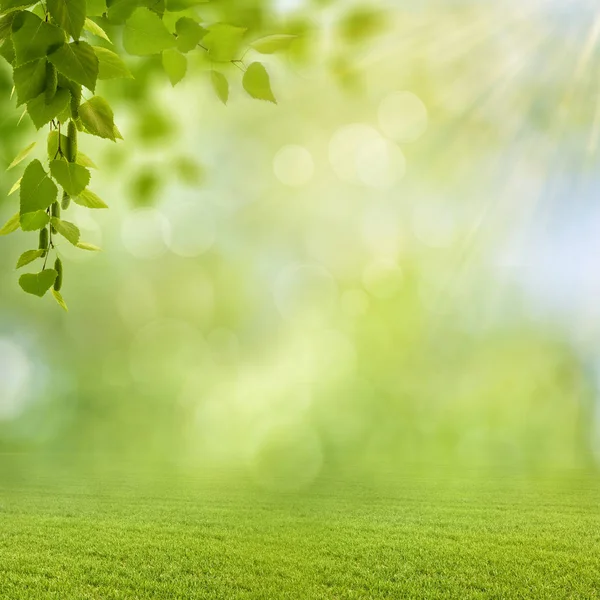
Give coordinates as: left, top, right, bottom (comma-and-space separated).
1, 0, 600, 489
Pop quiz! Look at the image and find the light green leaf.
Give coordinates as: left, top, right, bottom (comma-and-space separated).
76, 152, 98, 169
175, 17, 205, 53
77, 241, 101, 251
123, 8, 175, 56
242, 62, 276, 104
8, 177, 21, 196
251, 34, 297, 54
27, 88, 70, 129
74, 188, 108, 208
11, 12, 64, 66
210, 70, 228, 105
7, 142, 36, 170
87, 0, 107, 17
0, 212, 20, 235
203, 23, 245, 62
49, 41, 99, 92
16, 249, 45, 269
94, 46, 132, 79
20, 210, 50, 231
79, 96, 118, 140
13, 59, 46, 106
51, 288, 69, 311
19, 269, 57, 297
162, 48, 186, 86
50, 160, 90, 196
84, 18, 110, 41
20, 159, 58, 218
51, 217, 80, 245
47, 0, 86, 39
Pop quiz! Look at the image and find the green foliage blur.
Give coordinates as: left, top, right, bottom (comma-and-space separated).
1, 0, 598, 488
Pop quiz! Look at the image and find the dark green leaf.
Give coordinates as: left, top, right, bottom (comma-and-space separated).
49, 41, 99, 92
0, 37, 15, 64
47, 0, 86, 39
11, 12, 64, 66
13, 59, 47, 106
0, 0, 36, 14
106, 0, 139, 22
50, 159, 90, 196
20, 159, 58, 219
19, 269, 57, 297
26, 88, 70, 129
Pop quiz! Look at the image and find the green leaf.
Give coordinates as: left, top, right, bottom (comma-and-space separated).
19, 269, 57, 297
76, 152, 97, 169
50, 160, 90, 196
87, 0, 107, 16
106, 0, 138, 22
0, 212, 20, 235
94, 46, 132, 79
47, 0, 86, 39
74, 188, 108, 208
26, 88, 70, 129
49, 41, 99, 92
0, 13, 16, 42
7, 141, 36, 170
203, 23, 245, 62
84, 18, 110, 41
251, 34, 297, 54
0, 37, 14, 65
13, 59, 47, 106
20, 210, 50, 231
51, 288, 69, 311
242, 62, 276, 104
0, 0, 37, 15
77, 241, 101, 251
51, 217, 80, 245
47, 130, 70, 159
123, 8, 175, 56
79, 96, 118, 140
8, 177, 21, 195
16, 249, 45, 269
165, 0, 205, 11
162, 48, 186, 86
210, 70, 228, 105
20, 159, 58, 223
11, 12, 64, 66
175, 17, 205, 53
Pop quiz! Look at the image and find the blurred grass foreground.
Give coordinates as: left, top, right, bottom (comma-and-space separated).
2, 0, 600, 597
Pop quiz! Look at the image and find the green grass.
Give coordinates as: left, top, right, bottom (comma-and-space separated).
1, 465, 599, 599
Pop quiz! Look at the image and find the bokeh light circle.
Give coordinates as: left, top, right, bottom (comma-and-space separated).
273, 145, 315, 187
378, 91, 428, 142
121, 208, 171, 259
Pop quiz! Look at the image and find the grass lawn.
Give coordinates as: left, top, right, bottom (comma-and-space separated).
1, 463, 599, 599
